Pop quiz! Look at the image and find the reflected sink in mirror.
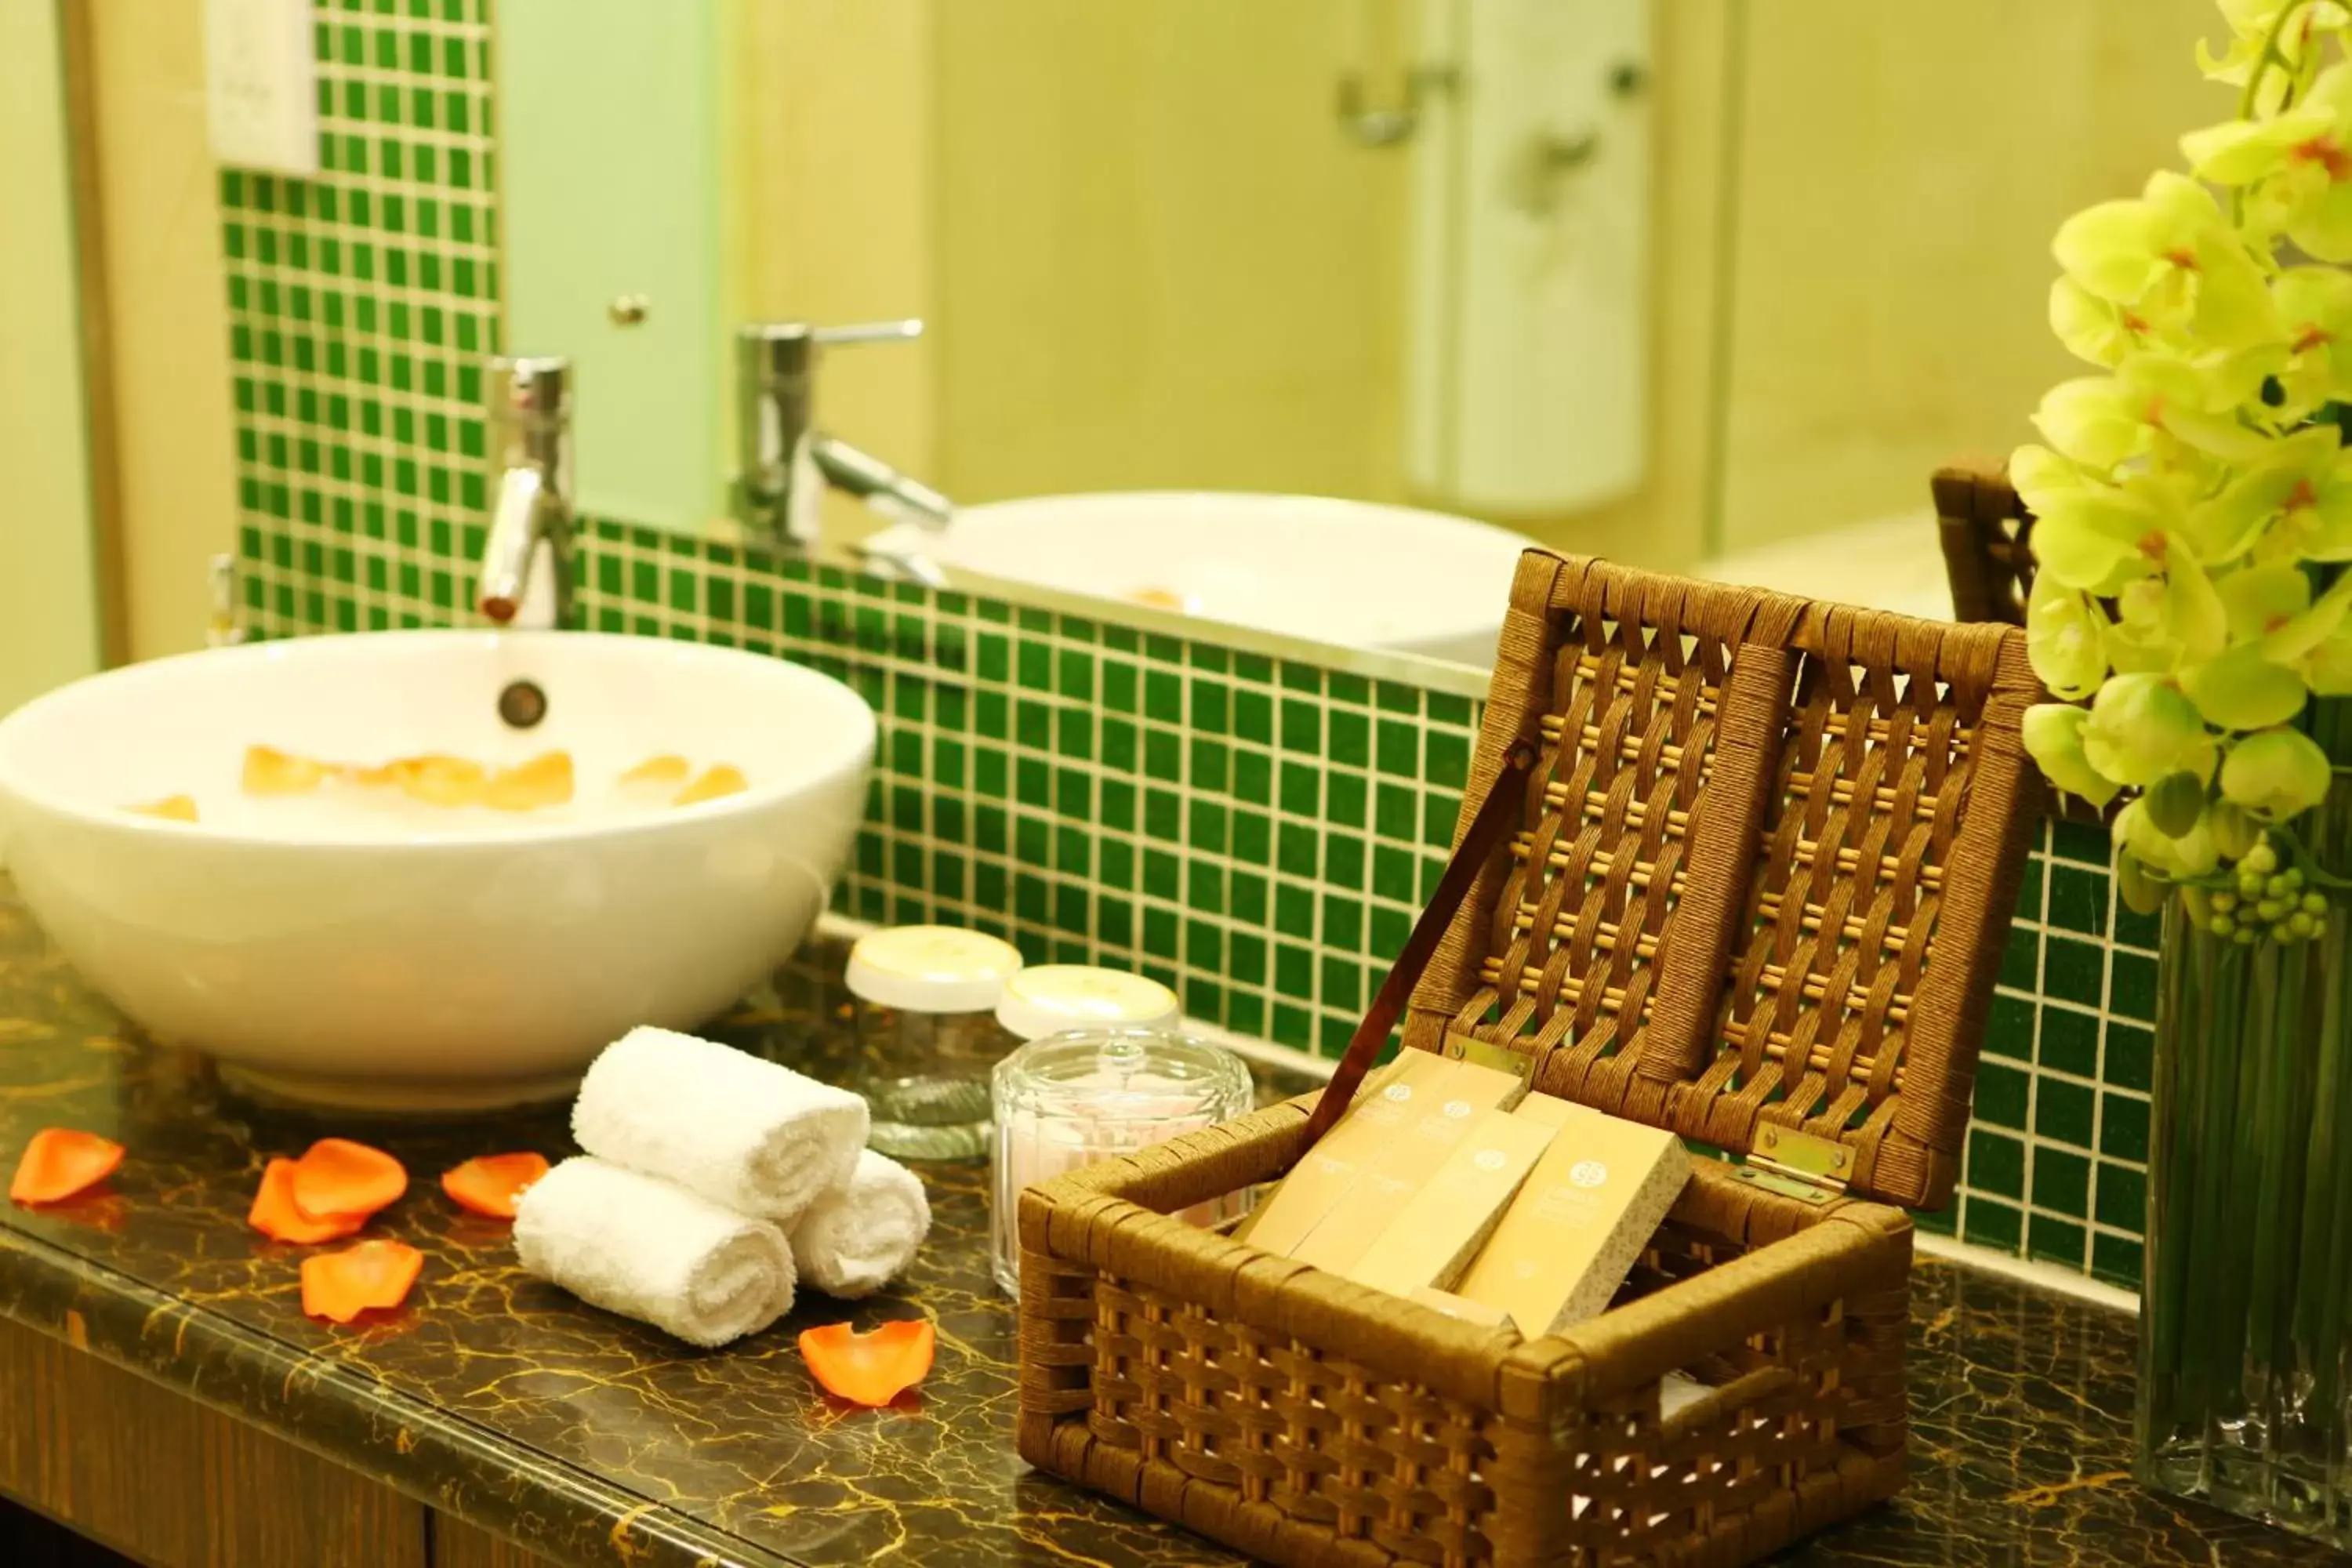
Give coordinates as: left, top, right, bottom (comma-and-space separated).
0, 632, 874, 1112
864, 493, 1537, 669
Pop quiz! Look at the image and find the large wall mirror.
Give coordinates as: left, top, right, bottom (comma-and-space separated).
495, 0, 2220, 673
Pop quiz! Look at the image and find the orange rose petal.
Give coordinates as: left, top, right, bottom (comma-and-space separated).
289, 1138, 408, 1221
9, 1128, 125, 1206
620, 753, 692, 786
389, 753, 488, 808
249, 1159, 367, 1244
243, 745, 329, 796
440, 1152, 550, 1220
481, 750, 574, 812
301, 1239, 424, 1324
798, 1319, 935, 1407
124, 795, 199, 823
674, 764, 748, 808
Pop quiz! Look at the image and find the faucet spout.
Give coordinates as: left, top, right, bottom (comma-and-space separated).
811, 435, 954, 530
477, 466, 547, 623
735, 320, 952, 544
477, 355, 575, 628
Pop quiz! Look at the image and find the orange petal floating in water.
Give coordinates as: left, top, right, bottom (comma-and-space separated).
9, 1128, 125, 1206
387, 753, 488, 808
289, 1138, 408, 1221
674, 764, 748, 808
124, 795, 199, 823
248, 1159, 367, 1244
301, 1238, 424, 1324
620, 753, 691, 786
243, 745, 329, 796
798, 1319, 935, 1407
441, 1152, 550, 1219
481, 750, 574, 812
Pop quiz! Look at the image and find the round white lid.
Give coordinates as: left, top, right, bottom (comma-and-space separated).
996, 965, 1182, 1041
845, 925, 1025, 1012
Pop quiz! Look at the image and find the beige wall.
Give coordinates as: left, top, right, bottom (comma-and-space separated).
929, 2, 1410, 507
728, 0, 938, 544
0, 0, 103, 712
1715, 0, 2221, 551
86, 0, 239, 660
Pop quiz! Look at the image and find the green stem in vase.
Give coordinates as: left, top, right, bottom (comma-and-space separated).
2187, 939, 2253, 1433
2245, 939, 2315, 1446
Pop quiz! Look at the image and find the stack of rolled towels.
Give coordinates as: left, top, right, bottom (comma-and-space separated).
514, 1026, 931, 1348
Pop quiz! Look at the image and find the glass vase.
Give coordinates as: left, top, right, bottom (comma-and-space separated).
2139, 718, 2352, 1547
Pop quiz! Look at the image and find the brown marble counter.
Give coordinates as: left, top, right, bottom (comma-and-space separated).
0, 884, 2338, 1568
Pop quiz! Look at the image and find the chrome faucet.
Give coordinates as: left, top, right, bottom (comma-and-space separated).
477, 354, 574, 627
735, 320, 953, 546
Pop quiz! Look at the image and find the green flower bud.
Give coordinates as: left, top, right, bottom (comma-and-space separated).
2292, 911, 2318, 936
2146, 770, 2209, 838
2021, 704, 2122, 808
2212, 914, 2238, 937
2305, 891, 2330, 916
2026, 574, 2111, 702
2245, 840, 2281, 876
2082, 675, 2211, 787
2221, 728, 2333, 822
2209, 800, 2262, 860
2259, 898, 2288, 920
2118, 798, 2222, 880
2118, 854, 2167, 915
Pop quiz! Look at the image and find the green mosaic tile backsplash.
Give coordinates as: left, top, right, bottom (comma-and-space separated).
216, 0, 2152, 1291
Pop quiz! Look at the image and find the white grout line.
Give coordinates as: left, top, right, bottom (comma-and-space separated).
1917, 1231, 2140, 1313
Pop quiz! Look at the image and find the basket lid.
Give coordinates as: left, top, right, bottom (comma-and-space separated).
1386, 551, 2042, 1211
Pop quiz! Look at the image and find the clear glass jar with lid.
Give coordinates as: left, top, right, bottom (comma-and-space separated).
989, 1026, 1254, 1295
845, 924, 1024, 1160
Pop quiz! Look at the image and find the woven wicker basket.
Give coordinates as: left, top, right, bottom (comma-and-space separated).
1016, 549, 2042, 1567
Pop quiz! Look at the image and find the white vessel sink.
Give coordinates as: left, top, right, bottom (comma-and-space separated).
867, 492, 1535, 666
0, 631, 873, 1111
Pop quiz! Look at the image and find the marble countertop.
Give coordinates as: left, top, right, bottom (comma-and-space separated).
0, 884, 2336, 1568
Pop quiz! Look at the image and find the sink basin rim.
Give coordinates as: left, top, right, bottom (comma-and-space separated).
0, 628, 877, 853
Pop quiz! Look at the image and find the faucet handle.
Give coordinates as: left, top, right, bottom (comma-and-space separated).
738, 319, 923, 379
487, 354, 573, 422
812, 318, 923, 347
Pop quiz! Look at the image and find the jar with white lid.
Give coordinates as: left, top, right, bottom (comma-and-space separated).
989, 1026, 1254, 1295
996, 965, 1182, 1043
846, 924, 1024, 1160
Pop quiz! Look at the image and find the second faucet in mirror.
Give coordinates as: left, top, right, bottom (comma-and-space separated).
735, 321, 953, 547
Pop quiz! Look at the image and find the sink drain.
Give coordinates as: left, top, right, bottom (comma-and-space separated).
497, 679, 549, 729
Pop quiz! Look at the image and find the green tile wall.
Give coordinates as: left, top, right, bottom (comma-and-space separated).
217, 0, 2156, 1291
569, 523, 1482, 1060
1926, 817, 2159, 1292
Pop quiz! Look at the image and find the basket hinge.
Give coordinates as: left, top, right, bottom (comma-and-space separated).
1733, 1125, 1852, 1206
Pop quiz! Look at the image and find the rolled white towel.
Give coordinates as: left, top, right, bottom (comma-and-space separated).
788, 1149, 932, 1299
514, 1156, 795, 1348
572, 1025, 868, 1225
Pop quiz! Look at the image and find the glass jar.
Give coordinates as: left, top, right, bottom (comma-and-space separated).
846, 924, 1024, 1160
995, 965, 1181, 1043
989, 1027, 1254, 1296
